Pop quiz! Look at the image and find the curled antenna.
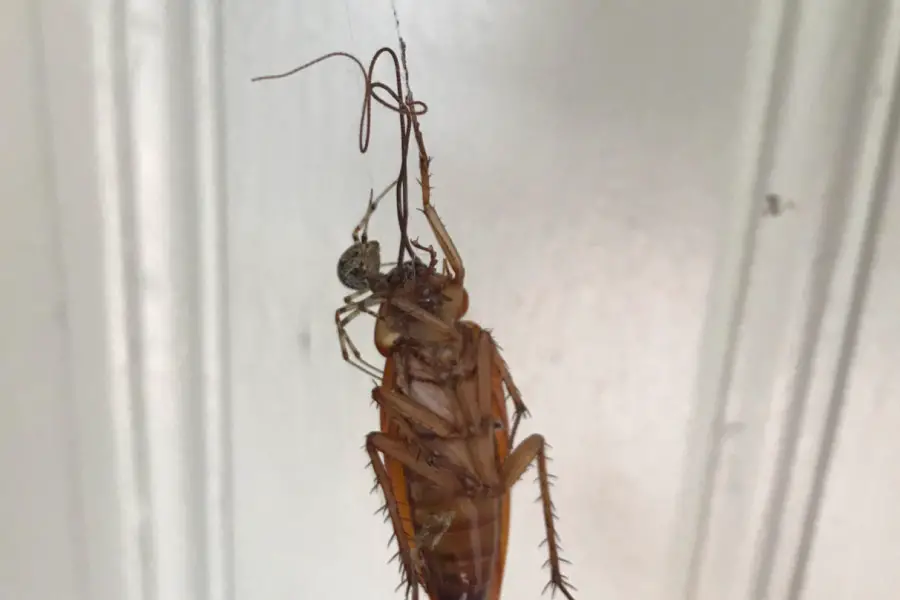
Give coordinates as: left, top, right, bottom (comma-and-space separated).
252, 48, 425, 267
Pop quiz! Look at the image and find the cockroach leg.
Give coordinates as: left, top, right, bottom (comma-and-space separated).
367, 432, 461, 491
409, 238, 438, 271
371, 389, 421, 444
421, 203, 465, 284
366, 437, 421, 600
488, 339, 531, 447
501, 434, 577, 600
466, 326, 529, 446
407, 106, 466, 284
388, 297, 460, 337
444, 326, 495, 449
440, 327, 506, 490
373, 387, 457, 438
372, 385, 484, 485
474, 329, 495, 431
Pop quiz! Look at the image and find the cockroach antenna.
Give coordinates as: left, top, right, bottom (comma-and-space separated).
390, 0, 415, 103
388, 0, 427, 269
250, 47, 426, 267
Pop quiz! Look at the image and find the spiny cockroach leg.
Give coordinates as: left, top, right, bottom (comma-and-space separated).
487, 337, 531, 447
366, 430, 473, 599
420, 201, 464, 284
366, 438, 421, 600
501, 434, 577, 600
407, 103, 465, 284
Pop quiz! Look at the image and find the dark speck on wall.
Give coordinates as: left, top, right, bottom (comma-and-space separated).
763, 193, 795, 216
297, 327, 312, 356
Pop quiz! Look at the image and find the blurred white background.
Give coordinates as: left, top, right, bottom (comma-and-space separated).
2, 0, 899, 599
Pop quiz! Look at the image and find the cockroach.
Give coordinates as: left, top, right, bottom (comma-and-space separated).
254, 47, 577, 600
368, 94, 577, 600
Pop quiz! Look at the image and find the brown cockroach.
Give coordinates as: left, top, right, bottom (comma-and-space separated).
368, 93, 577, 600
254, 46, 577, 600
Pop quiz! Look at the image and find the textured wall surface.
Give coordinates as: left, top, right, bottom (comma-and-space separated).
225, 1, 752, 598
0, 2, 81, 597
801, 137, 900, 599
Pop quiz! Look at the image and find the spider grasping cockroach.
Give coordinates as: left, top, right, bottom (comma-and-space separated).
253, 45, 578, 600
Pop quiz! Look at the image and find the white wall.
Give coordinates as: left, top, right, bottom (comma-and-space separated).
802, 136, 900, 600
1, 1, 84, 597
3, 0, 900, 599
1, 1, 128, 599
671, 2, 900, 598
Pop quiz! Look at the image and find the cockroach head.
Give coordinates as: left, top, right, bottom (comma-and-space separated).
385, 256, 429, 286
337, 240, 381, 291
